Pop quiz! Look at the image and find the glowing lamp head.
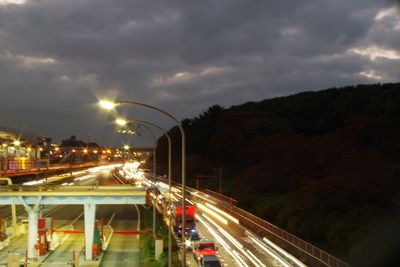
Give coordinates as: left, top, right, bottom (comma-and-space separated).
13, 140, 21, 146
124, 145, 130, 150
99, 100, 117, 110
116, 118, 128, 126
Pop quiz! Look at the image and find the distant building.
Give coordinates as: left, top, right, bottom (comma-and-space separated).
0, 125, 44, 172
59, 135, 101, 163
0, 124, 39, 159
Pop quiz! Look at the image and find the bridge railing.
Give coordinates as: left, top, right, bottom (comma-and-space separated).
153, 178, 351, 267
231, 205, 349, 267
203, 189, 350, 267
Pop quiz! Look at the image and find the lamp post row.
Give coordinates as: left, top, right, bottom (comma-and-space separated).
100, 100, 186, 267
119, 118, 173, 267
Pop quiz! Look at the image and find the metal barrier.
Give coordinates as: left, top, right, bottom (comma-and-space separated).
213, 195, 350, 267
0, 161, 109, 177
153, 177, 350, 267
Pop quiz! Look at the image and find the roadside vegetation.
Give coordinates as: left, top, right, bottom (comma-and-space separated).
140, 206, 180, 266
154, 83, 400, 266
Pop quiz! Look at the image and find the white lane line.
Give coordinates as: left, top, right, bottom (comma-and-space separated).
70, 211, 84, 226
44, 205, 65, 216
107, 213, 116, 226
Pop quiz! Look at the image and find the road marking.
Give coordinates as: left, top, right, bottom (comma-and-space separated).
70, 211, 84, 226
107, 212, 116, 225
44, 205, 65, 216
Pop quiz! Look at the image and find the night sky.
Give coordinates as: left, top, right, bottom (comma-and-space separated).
0, 0, 399, 146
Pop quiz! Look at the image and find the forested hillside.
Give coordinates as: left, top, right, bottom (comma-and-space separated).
155, 83, 400, 266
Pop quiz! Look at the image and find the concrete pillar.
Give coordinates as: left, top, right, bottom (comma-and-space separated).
19, 196, 41, 260
11, 204, 17, 236
84, 204, 96, 260
27, 206, 39, 259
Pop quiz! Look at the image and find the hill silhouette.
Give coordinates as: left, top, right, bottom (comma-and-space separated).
155, 82, 400, 265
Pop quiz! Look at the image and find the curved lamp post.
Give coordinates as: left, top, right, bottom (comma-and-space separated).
118, 119, 158, 240
116, 118, 173, 267
100, 100, 186, 267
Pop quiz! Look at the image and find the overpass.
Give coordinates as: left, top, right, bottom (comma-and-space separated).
0, 185, 146, 261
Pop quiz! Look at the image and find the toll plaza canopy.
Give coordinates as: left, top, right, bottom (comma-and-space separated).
0, 185, 146, 205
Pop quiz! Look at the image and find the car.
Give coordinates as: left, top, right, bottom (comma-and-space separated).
199, 255, 222, 267
194, 240, 218, 262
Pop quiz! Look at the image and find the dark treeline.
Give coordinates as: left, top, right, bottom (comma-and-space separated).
155, 83, 400, 266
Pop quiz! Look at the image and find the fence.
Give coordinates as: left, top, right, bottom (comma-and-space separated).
151, 177, 351, 266
230, 205, 350, 267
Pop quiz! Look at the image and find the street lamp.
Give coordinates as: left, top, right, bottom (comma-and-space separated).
116, 117, 173, 266
100, 99, 186, 267
115, 116, 159, 242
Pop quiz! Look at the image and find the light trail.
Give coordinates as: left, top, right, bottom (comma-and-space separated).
247, 249, 267, 267
205, 202, 239, 224
203, 214, 264, 267
167, 193, 179, 202
232, 250, 250, 267
218, 227, 264, 267
73, 174, 95, 181
23, 178, 47, 185
262, 237, 307, 267
156, 181, 169, 189
196, 215, 232, 250
197, 203, 228, 225
171, 186, 180, 193
246, 231, 291, 267
190, 191, 217, 204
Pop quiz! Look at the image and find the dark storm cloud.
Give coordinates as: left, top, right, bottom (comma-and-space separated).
0, 0, 398, 144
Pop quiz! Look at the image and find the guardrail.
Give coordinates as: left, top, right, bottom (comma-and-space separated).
202, 188, 350, 267
152, 176, 350, 266
0, 161, 109, 177
230, 205, 349, 267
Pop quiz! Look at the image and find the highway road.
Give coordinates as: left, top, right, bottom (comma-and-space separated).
98, 205, 141, 267
1, 164, 142, 266
152, 178, 306, 267
1, 164, 307, 266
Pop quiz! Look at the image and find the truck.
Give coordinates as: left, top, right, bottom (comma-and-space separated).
171, 201, 196, 237
193, 240, 218, 263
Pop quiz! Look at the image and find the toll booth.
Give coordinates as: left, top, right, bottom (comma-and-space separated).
0, 217, 6, 241
91, 219, 104, 260
36, 218, 53, 256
